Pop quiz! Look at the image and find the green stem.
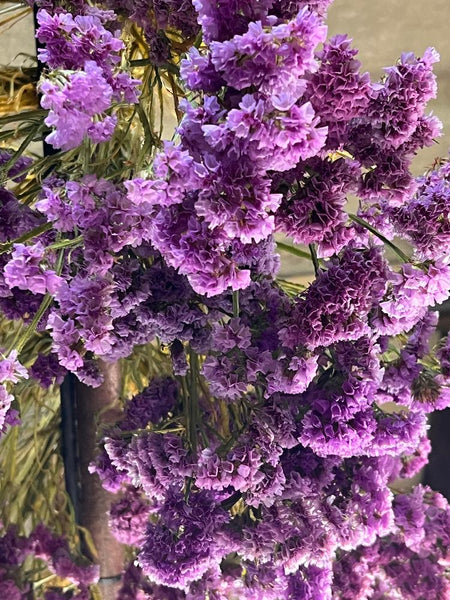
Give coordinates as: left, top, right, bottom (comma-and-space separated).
16, 152, 66, 190
136, 103, 157, 153
232, 290, 240, 318
6, 249, 65, 356
82, 138, 91, 174
117, 426, 185, 438
47, 235, 83, 251
186, 348, 200, 453
129, 59, 152, 67
275, 278, 306, 297
349, 214, 410, 263
276, 240, 312, 260
7, 294, 53, 356
309, 243, 321, 276
0, 109, 45, 126
0, 222, 52, 255
220, 490, 242, 511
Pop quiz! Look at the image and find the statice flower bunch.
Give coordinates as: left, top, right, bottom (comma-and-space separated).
0, 350, 27, 435
1, 0, 450, 598
125, 3, 330, 296
100, 0, 200, 66
389, 160, 450, 260
0, 523, 99, 598
40, 61, 118, 151
36, 6, 140, 150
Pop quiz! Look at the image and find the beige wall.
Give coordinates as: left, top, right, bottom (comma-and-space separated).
327, 0, 450, 175
0, 3, 35, 66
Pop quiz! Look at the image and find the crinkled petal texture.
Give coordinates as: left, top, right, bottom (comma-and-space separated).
139, 489, 229, 589
6, 2, 450, 600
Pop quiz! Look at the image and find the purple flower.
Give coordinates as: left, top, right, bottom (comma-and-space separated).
180, 48, 224, 93
139, 489, 229, 588
390, 161, 450, 260
149, 200, 251, 296
370, 411, 428, 457
37, 9, 122, 70
281, 245, 387, 350
374, 261, 450, 335
37, 7, 139, 101
109, 487, 151, 546
0, 350, 28, 385
54, 273, 117, 355
35, 178, 75, 232
275, 156, 358, 249
3, 242, 62, 295
192, 0, 274, 44
40, 61, 116, 150
0, 384, 16, 436
272, 0, 334, 20
287, 564, 332, 600
121, 377, 179, 430
368, 47, 439, 149
152, 142, 207, 206
89, 446, 130, 493
46, 312, 83, 371
210, 9, 326, 93
0, 574, 24, 600
123, 432, 193, 499
30, 353, 67, 388
306, 35, 371, 148
219, 95, 327, 173
0, 150, 33, 183
31, 524, 99, 585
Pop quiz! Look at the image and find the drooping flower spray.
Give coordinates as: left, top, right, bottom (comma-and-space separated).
0, 0, 449, 598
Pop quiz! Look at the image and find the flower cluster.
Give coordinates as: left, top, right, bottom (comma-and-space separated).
390, 160, 450, 260
275, 156, 358, 256
0, 188, 46, 322
127, 3, 330, 295
0, 351, 27, 436
4, 242, 62, 295
1, 0, 450, 598
332, 486, 450, 599
0, 523, 98, 597
37, 6, 139, 150
40, 61, 118, 151
102, 0, 200, 65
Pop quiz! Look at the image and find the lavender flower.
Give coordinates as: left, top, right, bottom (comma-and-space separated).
37, 7, 139, 101
40, 61, 117, 150
281, 245, 387, 350
306, 35, 371, 148
4, 242, 62, 295
192, 0, 274, 44
121, 377, 179, 430
210, 9, 326, 94
390, 161, 450, 260
0, 351, 28, 436
275, 156, 358, 251
30, 353, 67, 388
139, 489, 229, 588
109, 487, 151, 546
